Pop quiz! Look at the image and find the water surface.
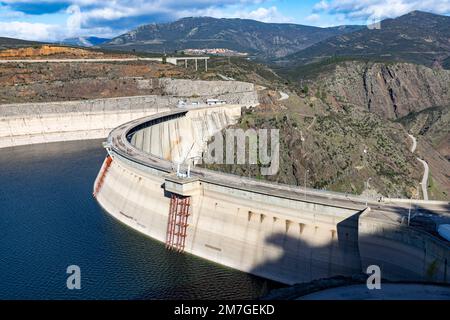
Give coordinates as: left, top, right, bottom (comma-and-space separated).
0, 140, 279, 299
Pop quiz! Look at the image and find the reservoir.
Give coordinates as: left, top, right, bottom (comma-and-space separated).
0, 140, 278, 299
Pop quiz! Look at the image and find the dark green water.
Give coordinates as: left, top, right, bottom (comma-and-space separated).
0, 140, 279, 300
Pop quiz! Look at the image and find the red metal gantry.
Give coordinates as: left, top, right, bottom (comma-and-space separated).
166, 194, 191, 252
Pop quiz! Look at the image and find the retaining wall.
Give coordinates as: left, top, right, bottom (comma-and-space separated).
0, 79, 259, 149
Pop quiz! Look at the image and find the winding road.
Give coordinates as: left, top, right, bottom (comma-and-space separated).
217, 74, 235, 81
408, 134, 429, 201
408, 134, 417, 153
417, 158, 430, 201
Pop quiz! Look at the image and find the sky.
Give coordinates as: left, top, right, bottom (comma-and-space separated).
0, 0, 449, 41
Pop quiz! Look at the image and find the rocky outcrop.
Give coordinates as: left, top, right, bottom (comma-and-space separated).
159, 78, 255, 96
319, 62, 450, 119
0, 45, 104, 58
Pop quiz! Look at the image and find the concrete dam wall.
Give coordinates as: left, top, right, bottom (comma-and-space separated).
0, 96, 170, 148
94, 106, 450, 285
129, 106, 242, 164
0, 79, 258, 149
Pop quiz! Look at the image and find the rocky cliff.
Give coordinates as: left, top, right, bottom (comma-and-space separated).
282, 11, 450, 69
202, 58, 450, 199
314, 61, 450, 119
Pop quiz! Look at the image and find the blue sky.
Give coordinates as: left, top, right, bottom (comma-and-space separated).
0, 0, 449, 41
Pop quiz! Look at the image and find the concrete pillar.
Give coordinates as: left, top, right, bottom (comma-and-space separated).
205, 59, 208, 72
185, 59, 187, 68
195, 59, 198, 71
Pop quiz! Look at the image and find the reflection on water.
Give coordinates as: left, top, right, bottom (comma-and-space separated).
0, 140, 280, 300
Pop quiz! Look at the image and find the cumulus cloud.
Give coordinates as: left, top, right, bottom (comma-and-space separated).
313, 0, 450, 21
306, 13, 321, 23
0, 0, 292, 40
0, 21, 61, 41
237, 6, 293, 23
66, 4, 82, 37
184, 5, 293, 23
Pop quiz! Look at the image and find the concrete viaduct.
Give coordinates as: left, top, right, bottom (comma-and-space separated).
0, 56, 210, 71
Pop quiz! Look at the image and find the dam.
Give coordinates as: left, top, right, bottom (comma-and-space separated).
1, 74, 448, 289
93, 104, 450, 285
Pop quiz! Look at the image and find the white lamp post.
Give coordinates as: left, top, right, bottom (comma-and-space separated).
304, 169, 309, 201
365, 177, 372, 207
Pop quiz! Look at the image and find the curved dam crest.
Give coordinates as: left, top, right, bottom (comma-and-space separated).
94, 105, 450, 286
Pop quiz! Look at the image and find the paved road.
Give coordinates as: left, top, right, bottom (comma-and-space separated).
417, 158, 430, 201
408, 134, 417, 153
0, 58, 163, 64
408, 134, 429, 200
217, 74, 235, 81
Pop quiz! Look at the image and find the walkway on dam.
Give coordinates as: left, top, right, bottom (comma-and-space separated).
106, 108, 449, 232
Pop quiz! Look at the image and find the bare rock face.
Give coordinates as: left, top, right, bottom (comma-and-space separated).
0, 45, 104, 58
320, 62, 450, 119
159, 78, 255, 96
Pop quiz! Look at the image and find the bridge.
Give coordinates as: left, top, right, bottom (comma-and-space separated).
0, 56, 210, 70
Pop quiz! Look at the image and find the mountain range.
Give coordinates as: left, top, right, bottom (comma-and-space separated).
0, 37, 47, 50
282, 11, 450, 69
101, 16, 362, 59
99, 11, 450, 69
60, 37, 111, 47
2, 11, 449, 69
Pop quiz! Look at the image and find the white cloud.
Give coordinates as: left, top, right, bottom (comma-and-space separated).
314, 1, 329, 11
66, 5, 82, 37
238, 6, 293, 23
0, 5, 119, 41
0, 0, 288, 40
313, 0, 450, 20
177, 5, 293, 23
0, 7, 25, 19
306, 13, 321, 23
0, 21, 61, 41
